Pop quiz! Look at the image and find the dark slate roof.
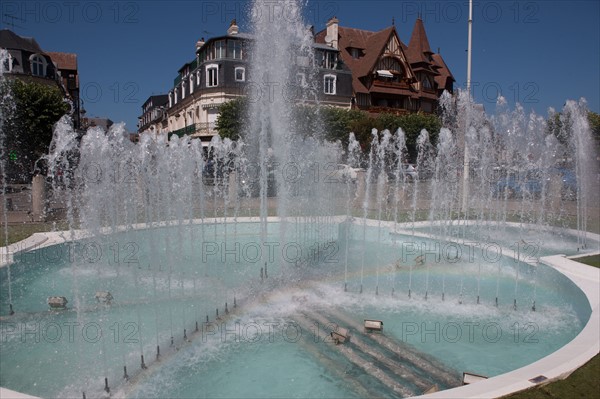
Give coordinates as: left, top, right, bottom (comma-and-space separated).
147, 94, 169, 107
0, 29, 43, 53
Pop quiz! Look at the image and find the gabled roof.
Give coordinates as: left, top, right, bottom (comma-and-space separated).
0, 29, 43, 53
316, 25, 408, 94
46, 52, 77, 70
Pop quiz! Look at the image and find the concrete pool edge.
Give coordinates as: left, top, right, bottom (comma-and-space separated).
1, 219, 598, 399
414, 252, 600, 399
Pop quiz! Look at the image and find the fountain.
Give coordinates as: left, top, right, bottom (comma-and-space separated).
1, 1, 599, 398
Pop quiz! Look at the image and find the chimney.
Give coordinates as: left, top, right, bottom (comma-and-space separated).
325, 16, 339, 49
227, 19, 239, 35
196, 37, 205, 51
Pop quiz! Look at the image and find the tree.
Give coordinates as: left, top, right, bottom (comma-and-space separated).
546, 110, 600, 146
215, 97, 248, 141
1, 79, 69, 182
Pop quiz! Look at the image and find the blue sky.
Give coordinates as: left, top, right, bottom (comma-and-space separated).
2, 0, 599, 132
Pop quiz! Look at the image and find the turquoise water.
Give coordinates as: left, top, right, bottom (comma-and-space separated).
0, 222, 592, 398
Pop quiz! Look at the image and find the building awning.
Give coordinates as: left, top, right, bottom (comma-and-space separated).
376, 70, 394, 78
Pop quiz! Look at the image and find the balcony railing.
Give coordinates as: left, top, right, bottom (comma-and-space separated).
372, 79, 411, 90
195, 122, 216, 135
168, 122, 217, 139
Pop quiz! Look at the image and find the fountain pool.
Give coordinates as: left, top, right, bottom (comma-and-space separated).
1, 219, 597, 398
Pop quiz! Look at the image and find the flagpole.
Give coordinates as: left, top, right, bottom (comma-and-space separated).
461, 0, 473, 214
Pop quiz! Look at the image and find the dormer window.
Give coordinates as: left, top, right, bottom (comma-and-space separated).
30, 54, 47, 77
228, 40, 243, 59
422, 76, 432, 90
348, 47, 363, 59
215, 40, 226, 59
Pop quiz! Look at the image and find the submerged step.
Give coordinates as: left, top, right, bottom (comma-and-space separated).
312, 307, 462, 390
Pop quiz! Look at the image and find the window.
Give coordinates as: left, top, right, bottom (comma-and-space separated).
206, 64, 218, 87
315, 51, 325, 68
296, 73, 306, 88
189, 75, 194, 94
324, 51, 338, 69
228, 40, 242, 59
2, 53, 13, 72
196, 71, 201, 86
169, 92, 173, 107
324, 74, 336, 95
350, 48, 361, 59
215, 40, 226, 59
174, 87, 178, 104
182, 81, 186, 99
235, 67, 245, 82
30, 54, 46, 76
422, 76, 432, 90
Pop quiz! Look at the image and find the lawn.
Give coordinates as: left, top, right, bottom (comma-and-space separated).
0, 221, 70, 246
502, 354, 599, 399
575, 254, 600, 268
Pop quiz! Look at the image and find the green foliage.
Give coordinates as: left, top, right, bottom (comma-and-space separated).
546, 111, 568, 145
546, 110, 600, 147
320, 106, 368, 146
290, 104, 320, 138
1, 79, 69, 182
214, 97, 442, 161
215, 97, 248, 141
